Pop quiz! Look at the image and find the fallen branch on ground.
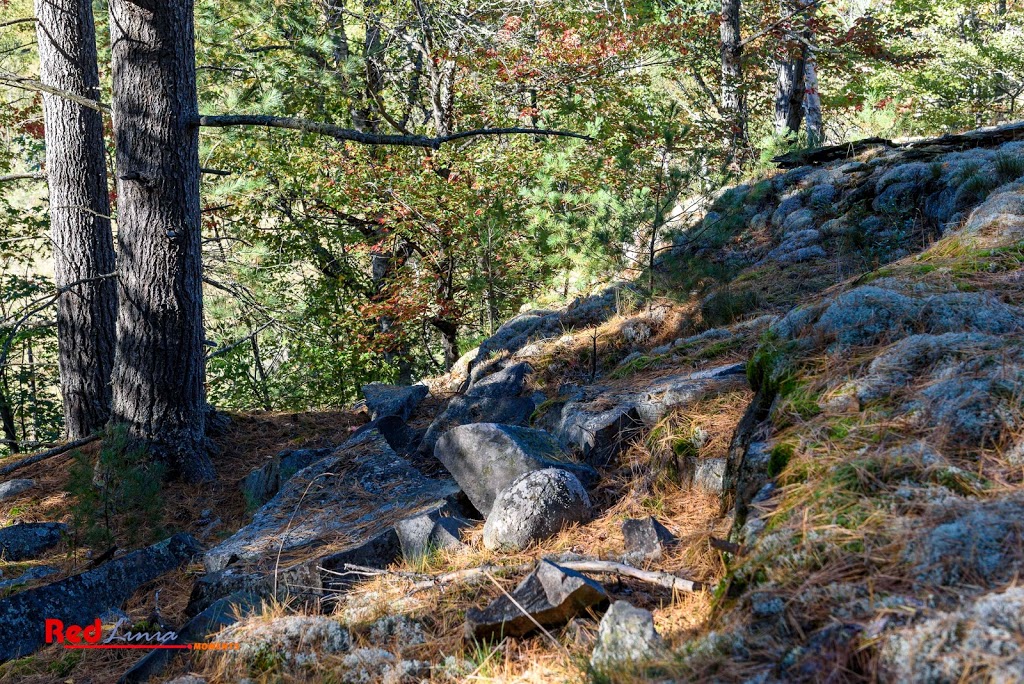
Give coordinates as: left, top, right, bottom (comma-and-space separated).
332, 556, 706, 593
0, 433, 100, 478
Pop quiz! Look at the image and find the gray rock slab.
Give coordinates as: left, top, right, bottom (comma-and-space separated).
590, 601, 665, 668
361, 383, 429, 421
0, 479, 34, 502
0, 533, 201, 662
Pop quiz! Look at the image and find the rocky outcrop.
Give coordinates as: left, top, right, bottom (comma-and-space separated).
434, 423, 597, 516
552, 363, 748, 466
465, 560, 608, 640
482, 468, 591, 551
0, 533, 201, 662
880, 586, 1024, 683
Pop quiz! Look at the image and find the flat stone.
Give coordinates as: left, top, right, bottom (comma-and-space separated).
205, 430, 458, 571
0, 479, 34, 501
621, 517, 677, 564
0, 533, 201, 662
434, 424, 597, 516
464, 560, 608, 641
361, 383, 429, 421
483, 469, 591, 551
0, 522, 66, 561
590, 601, 665, 668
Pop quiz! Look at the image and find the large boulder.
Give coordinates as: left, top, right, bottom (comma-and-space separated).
0, 522, 66, 561
434, 424, 597, 516
590, 601, 666, 669
482, 469, 591, 551
0, 533, 201, 662
361, 383, 429, 421
419, 395, 537, 456
464, 560, 608, 640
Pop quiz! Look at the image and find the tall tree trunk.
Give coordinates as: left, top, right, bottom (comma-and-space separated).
35, 0, 117, 439
108, 0, 214, 482
774, 1, 807, 138
774, 53, 806, 137
719, 0, 746, 155
803, 45, 822, 147
0, 377, 19, 453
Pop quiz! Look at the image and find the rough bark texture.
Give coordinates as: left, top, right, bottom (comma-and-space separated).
35, 0, 117, 439
773, 2, 807, 138
719, 0, 746, 152
803, 43, 822, 147
108, 0, 214, 482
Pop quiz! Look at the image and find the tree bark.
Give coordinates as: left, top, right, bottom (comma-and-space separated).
108, 0, 214, 482
719, 0, 746, 154
773, 1, 807, 138
803, 44, 822, 147
35, 0, 117, 440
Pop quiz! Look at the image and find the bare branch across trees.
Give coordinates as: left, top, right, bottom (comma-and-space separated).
197, 115, 592, 148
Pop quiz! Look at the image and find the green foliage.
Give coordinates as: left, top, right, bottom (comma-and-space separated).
67, 428, 166, 549
767, 443, 795, 478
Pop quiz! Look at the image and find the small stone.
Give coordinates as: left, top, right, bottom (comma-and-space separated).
590, 601, 665, 669
0, 480, 34, 502
464, 560, 608, 641
621, 517, 677, 564
394, 506, 470, 563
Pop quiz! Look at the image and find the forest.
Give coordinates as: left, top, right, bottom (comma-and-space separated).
0, 0, 1023, 682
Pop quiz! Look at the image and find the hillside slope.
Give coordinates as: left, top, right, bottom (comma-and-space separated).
3, 125, 1024, 684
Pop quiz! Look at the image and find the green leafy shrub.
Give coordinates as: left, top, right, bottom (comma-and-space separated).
67, 427, 165, 548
